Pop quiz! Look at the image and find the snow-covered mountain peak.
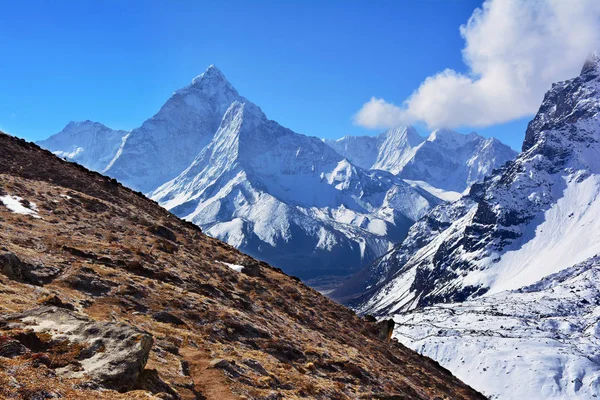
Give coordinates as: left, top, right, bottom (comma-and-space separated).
94, 66, 246, 192
522, 56, 600, 158
63, 120, 107, 130
190, 64, 230, 87
148, 92, 442, 280
325, 126, 515, 193
174, 64, 240, 105
384, 125, 424, 146
37, 121, 129, 173
427, 128, 481, 147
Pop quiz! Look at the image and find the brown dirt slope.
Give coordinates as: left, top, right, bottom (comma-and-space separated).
0, 132, 486, 399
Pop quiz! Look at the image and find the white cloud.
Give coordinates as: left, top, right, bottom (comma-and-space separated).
353, 97, 408, 129
354, 0, 600, 130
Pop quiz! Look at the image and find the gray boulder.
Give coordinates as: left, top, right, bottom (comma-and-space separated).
2, 306, 153, 391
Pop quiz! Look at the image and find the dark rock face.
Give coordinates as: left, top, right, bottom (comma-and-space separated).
66, 269, 118, 296
135, 369, 181, 399
523, 54, 600, 153
39, 294, 76, 310
209, 358, 245, 378
152, 311, 186, 326
0, 337, 29, 358
241, 262, 262, 277
148, 224, 178, 242
243, 359, 270, 376
376, 319, 395, 342
0, 252, 61, 285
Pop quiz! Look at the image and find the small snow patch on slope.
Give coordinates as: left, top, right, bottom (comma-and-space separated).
217, 260, 244, 272
403, 179, 463, 202
0, 195, 40, 218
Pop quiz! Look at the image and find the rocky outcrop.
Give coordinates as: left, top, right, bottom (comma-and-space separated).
377, 319, 395, 342
152, 311, 186, 326
0, 337, 28, 358
241, 262, 262, 277
148, 224, 178, 242
1, 306, 153, 391
0, 252, 60, 285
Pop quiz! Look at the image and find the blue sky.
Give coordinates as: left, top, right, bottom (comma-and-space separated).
0, 1, 542, 150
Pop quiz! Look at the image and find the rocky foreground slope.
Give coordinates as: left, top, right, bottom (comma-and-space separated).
0, 132, 484, 399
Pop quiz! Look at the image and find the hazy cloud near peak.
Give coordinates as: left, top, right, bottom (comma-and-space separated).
355, 0, 600, 130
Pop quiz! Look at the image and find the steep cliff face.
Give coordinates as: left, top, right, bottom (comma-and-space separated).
0, 132, 485, 400
340, 57, 600, 315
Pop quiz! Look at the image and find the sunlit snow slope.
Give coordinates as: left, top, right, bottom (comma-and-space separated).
394, 256, 600, 400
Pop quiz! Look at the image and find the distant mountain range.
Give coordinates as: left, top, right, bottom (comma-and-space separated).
37, 66, 515, 284
325, 126, 516, 193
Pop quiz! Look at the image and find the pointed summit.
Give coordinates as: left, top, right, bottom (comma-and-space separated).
427, 128, 480, 146
171, 65, 240, 102
64, 120, 109, 131
191, 64, 229, 86
580, 52, 600, 76
523, 53, 600, 153
384, 126, 424, 148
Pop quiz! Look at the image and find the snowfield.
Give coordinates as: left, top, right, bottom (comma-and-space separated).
394, 256, 600, 400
